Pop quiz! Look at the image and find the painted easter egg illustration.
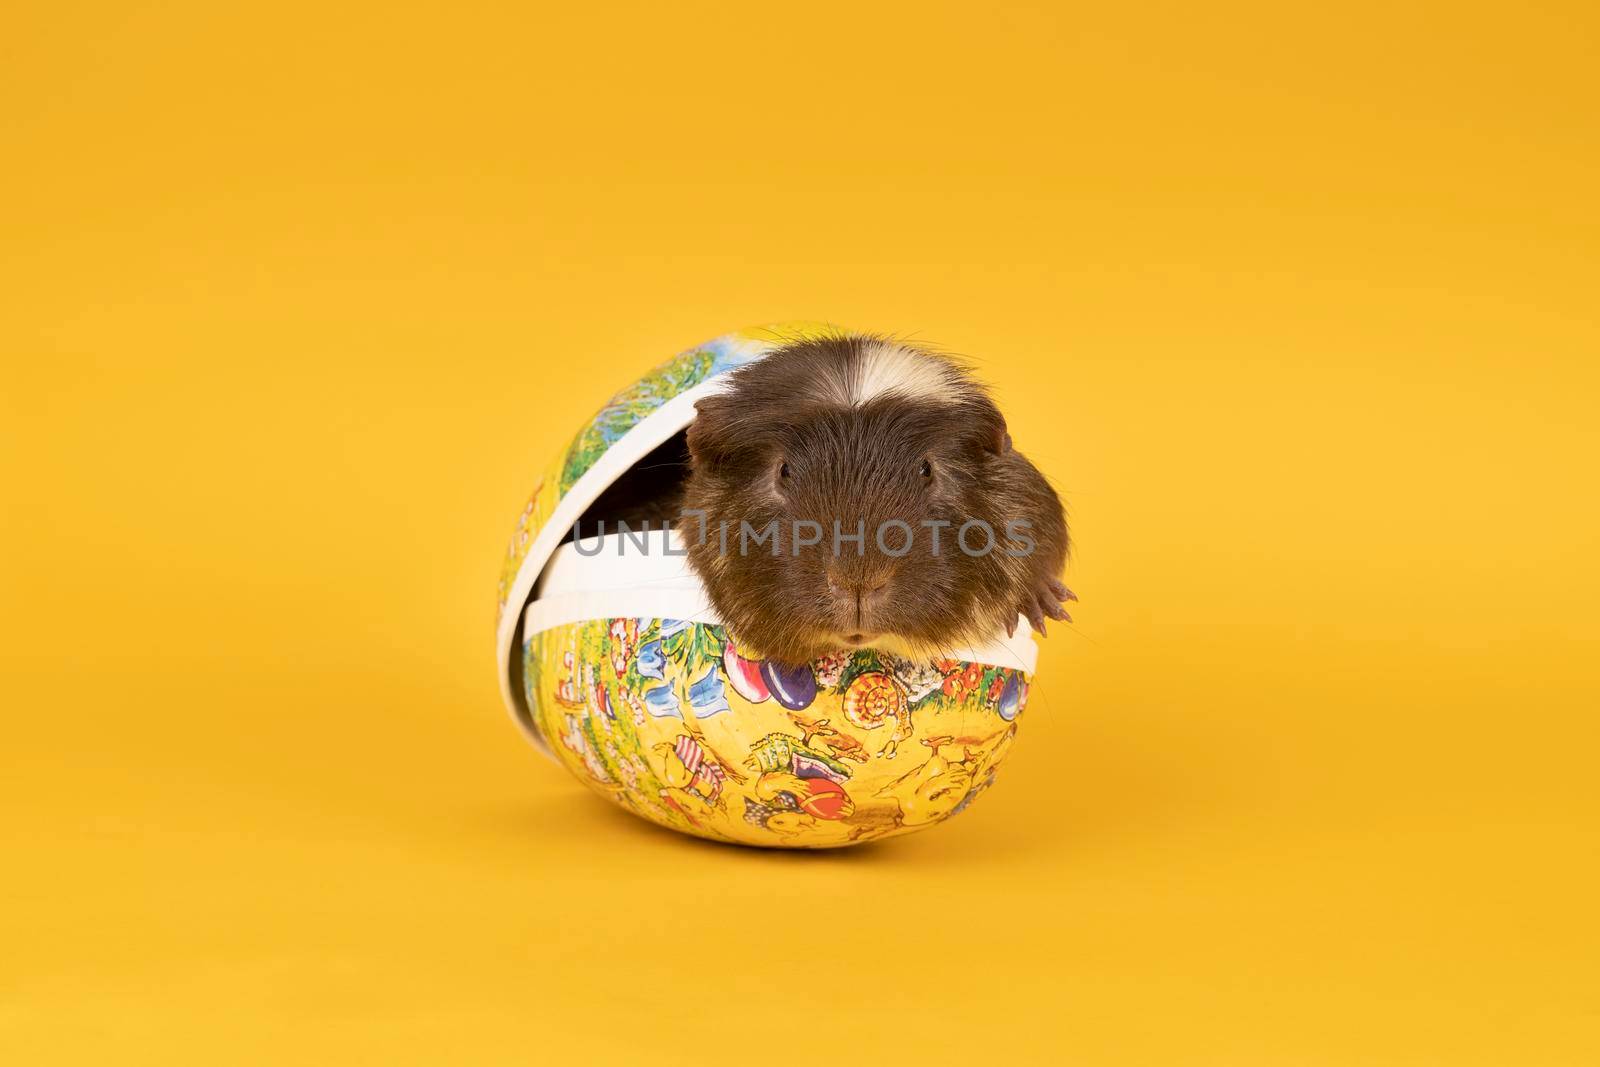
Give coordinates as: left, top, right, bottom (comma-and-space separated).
722, 646, 771, 703
997, 673, 1024, 721
761, 660, 818, 711
794, 776, 854, 820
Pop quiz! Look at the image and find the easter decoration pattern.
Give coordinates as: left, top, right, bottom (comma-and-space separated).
496, 324, 1038, 848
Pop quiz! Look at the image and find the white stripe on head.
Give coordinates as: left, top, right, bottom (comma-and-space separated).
848, 340, 961, 406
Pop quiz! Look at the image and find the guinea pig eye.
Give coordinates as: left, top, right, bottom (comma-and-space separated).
919, 459, 933, 480
779, 461, 791, 481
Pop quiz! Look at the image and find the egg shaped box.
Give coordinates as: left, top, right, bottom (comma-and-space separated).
495, 323, 1039, 848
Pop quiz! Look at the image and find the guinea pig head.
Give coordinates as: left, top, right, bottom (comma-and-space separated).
682, 337, 1020, 665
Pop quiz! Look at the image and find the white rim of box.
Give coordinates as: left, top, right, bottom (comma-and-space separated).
516, 531, 1039, 759
495, 382, 725, 752
524, 532, 1040, 674
523, 588, 1039, 670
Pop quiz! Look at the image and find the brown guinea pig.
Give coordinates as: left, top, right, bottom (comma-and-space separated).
682, 333, 1073, 665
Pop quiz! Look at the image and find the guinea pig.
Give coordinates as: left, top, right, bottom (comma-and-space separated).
682, 333, 1073, 665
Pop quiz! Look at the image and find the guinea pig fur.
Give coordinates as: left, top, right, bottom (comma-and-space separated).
682, 334, 1073, 665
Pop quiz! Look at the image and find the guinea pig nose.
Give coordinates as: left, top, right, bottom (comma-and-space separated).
825, 570, 892, 607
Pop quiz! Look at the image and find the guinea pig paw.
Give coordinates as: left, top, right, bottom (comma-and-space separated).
1017, 579, 1074, 636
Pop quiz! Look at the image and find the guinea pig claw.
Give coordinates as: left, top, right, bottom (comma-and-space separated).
1019, 581, 1074, 636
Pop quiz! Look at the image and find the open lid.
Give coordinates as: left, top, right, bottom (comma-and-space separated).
493, 322, 846, 751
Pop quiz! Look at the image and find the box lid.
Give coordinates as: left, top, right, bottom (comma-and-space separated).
493, 323, 845, 750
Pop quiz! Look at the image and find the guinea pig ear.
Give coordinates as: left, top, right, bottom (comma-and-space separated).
970, 396, 1012, 455
686, 393, 737, 469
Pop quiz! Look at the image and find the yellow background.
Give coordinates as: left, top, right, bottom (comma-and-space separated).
5, 2, 1597, 1063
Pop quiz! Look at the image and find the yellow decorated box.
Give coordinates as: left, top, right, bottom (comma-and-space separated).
495, 324, 1039, 848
